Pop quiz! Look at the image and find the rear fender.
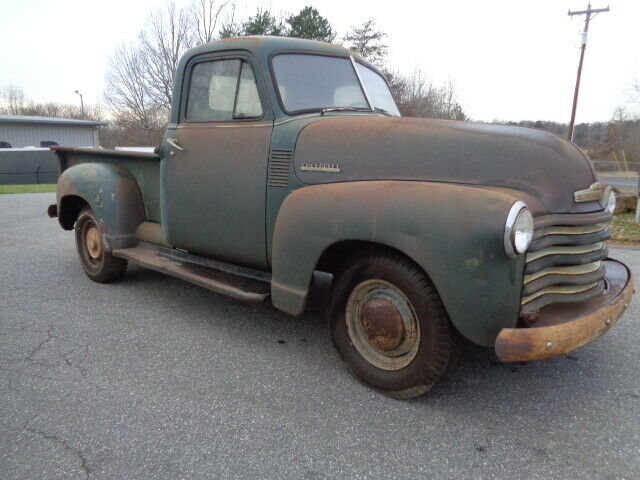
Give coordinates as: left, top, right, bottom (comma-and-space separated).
271, 180, 528, 346
56, 163, 146, 250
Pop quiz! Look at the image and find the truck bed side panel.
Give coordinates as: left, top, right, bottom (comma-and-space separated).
53, 147, 161, 222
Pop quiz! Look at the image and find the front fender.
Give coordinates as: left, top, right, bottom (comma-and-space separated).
271, 180, 528, 347
57, 163, 145, 250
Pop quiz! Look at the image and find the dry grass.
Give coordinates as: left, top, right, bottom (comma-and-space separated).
0, 184, 56, 194
610, 211, 640, 245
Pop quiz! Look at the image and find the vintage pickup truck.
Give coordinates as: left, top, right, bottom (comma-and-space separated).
49, 36, 634, 399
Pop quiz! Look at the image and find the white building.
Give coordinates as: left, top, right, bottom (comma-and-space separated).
0, 115, 107, 148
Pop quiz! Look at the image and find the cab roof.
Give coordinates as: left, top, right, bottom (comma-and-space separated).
185, 35, 364, 62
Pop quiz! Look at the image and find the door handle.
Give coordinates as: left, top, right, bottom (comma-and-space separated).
166, 138, 184, 151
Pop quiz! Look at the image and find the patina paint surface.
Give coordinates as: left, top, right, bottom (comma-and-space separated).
55, 147, 161, 221
292, 116, 602, 215
56, 162, 146, 250
271, 180, 526, 346
163, 121, 272, 269
50, 36, 629, 349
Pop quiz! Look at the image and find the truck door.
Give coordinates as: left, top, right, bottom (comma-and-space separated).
162, 54, 272, 269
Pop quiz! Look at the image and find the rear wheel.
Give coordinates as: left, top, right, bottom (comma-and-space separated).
75, 208, 127, 283
329, 252, 459, 399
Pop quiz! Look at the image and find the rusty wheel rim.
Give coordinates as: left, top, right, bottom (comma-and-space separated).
345, 279, 420, 371
84, 224, 103, 264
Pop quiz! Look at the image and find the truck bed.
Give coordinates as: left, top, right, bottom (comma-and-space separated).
51, 146, 162, 222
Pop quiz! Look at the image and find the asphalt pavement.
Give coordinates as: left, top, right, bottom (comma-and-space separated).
1, 192, 639, 480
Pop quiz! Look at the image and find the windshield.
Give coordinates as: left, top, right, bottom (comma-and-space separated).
272, 53, 400, 116
354, 63, 401, 116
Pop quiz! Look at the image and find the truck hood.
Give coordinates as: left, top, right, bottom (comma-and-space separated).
292, 116, 600, 214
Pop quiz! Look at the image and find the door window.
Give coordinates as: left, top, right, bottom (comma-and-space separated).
185, 59, 262, 122
235, 62, 263, 118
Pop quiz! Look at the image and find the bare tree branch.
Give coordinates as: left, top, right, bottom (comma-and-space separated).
104, 43, 163, 129
139, 2, 195, 115
1, 84, 26, 114
386, 69, 466, 120
193, 0, 228, 44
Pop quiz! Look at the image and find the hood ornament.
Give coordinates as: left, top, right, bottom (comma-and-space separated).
574, 182, 607, 203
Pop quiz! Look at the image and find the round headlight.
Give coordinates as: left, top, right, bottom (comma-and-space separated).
603, 189, 616, 214
504, 202, 534, 258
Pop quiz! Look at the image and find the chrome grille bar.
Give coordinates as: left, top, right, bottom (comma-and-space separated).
520, 211, 610, 319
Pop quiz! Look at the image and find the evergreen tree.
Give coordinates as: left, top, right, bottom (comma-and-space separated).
343, 20, 388, 67
243, 9, 285, 36
218, 21, 243, 39
286, 6, 335, 42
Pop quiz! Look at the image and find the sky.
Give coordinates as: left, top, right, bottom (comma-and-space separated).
1, 0, 638, 123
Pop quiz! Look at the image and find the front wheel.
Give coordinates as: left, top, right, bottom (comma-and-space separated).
329, 253, 459, 399
75, 208, 127, 283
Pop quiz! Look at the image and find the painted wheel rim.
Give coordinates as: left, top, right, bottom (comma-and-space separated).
345, 279, 420, 371
84, 224, 103, 264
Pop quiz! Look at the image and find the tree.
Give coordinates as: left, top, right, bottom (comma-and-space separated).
104, 43, 164, 130
218, 21, 243, 39
104, 1, 233, 128
386, 69, 467, 120
343, 20, 388, 67
192, 0, 228, 44
0, 85, 102, 120
138, 2, 194, 115
18, 102, 102, 121
100, 122, 165, 149
218, 4, 243, 39
286, 6, 334, 41
438, 81, 467, 121
1, 84, 26, 115
243, 8, 285, 36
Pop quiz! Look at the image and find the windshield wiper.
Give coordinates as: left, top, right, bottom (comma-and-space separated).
371, 107, 394, 117
319, 106, 369, 116
319, 106, 396, 117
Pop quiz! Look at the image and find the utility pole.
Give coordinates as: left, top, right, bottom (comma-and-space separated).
567, 3, 609, 142
74, 90, 84, 117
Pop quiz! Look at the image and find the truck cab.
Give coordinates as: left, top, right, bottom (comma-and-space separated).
50, 36, 634, 399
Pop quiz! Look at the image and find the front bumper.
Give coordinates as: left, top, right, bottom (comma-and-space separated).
495, 258, 634, 362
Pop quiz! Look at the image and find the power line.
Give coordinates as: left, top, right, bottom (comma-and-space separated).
567, 3, 609, 142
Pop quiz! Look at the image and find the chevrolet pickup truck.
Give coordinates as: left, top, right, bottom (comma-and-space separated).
49, 36, 634, 399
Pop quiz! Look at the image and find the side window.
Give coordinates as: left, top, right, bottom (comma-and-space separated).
235, 62, 263, 118
185, 59, 262, 122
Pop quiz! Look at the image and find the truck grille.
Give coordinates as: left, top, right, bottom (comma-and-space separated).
519, 212, 611, 320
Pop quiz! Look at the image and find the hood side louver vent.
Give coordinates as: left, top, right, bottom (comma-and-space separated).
268, 149, 292, 188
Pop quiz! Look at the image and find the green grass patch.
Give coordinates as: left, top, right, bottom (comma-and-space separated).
610, 211, 640, 245
0, 184, 57, 194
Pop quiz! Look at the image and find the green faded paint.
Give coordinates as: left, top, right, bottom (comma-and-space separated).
56, 148, 161, 221
270, 181, 526, 346
51, 36, 609, 347
56, 162, 146, 250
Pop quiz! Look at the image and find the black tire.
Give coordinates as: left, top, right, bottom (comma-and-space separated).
74, 208, 127, 283
329, 252, 459, 399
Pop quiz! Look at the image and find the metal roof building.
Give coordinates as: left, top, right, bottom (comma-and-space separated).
0, 115, 107, 148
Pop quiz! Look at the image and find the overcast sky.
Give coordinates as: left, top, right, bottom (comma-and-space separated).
1, 0, 638, 122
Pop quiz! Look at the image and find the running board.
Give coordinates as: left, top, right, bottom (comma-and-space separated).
112, 244, 270, 303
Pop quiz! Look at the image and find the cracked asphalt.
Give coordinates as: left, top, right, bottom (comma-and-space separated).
1, 192, 639, 480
